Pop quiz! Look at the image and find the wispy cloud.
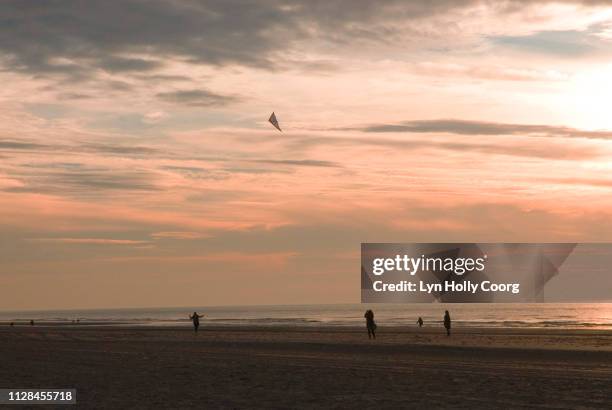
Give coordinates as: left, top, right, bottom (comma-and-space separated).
249, 159, 342, 168
151, 231, 210, 240
490, 26, 612, 57
27, 238, 149, 245
359, 119, 612, 140
0, 138, 160, 156
156, 89, 241, 107
543, 177, 612, 188
4, 167, 160, 195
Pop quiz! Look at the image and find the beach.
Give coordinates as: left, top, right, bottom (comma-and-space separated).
1, 325, 610, 409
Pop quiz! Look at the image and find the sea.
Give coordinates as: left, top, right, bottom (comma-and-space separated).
1, 303, 611, 329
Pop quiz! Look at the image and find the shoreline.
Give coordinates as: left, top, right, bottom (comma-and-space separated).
2, 325, 611, 351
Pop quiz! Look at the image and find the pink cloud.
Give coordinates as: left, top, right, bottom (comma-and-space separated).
27, 238, 149, 245
150, 231, 211, 240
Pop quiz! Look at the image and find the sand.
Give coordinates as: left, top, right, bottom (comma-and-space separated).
1, 325, 610, 409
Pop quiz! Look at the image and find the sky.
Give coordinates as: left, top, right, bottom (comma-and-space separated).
1, 0, 612, 310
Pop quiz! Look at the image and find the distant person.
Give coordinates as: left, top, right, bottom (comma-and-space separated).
364, 309, 376, 339
189, 312, 204, 333
30, 320, 34, 326
417, 317, 424, 328
443, 310, 451, 336
10, 322, 14, 327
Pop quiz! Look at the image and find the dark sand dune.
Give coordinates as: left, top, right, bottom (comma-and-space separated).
1, 326, 610, 409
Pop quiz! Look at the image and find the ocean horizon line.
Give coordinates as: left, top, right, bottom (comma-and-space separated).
2, 301, 611, 315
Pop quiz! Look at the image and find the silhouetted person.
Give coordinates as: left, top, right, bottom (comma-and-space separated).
10, 322, 14, 327
189, 312, 203, 333
364, 309, 376, 339
30, 320, 34, 326
417, 317, 424, 328
443, 310, 451, 336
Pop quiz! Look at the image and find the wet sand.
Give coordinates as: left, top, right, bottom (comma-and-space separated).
1, 326, 610, 409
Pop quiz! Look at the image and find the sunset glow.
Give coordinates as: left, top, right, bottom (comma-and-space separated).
1, 1, 612, 309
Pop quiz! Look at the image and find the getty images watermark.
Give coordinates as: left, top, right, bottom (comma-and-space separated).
360, 243, 604, 303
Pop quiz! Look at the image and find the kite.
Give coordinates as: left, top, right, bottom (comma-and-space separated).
268, 112, 282, 132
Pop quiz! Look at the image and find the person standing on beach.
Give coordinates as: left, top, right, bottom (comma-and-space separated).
417, 317, 424, 328
443, 310, 451, 336
189, 312, 204, 333
364, 309, 376, 339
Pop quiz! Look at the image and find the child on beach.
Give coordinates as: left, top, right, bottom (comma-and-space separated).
364, 309, 376, 339
417, 317, 423, 328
